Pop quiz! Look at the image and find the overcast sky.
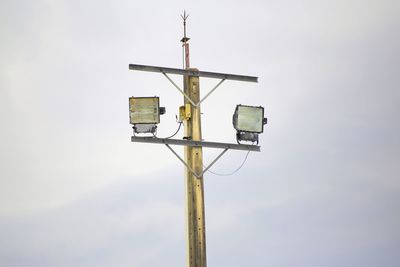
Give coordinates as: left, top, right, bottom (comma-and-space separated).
1, 0, 400, 266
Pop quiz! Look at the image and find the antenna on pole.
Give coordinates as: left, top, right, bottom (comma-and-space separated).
180, 10, 190, 69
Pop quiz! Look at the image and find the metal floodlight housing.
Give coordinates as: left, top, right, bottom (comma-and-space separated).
129, 96, 166, 134
233, 104, 267, 144
233, 104, 266, 133
129, 96, 161, 124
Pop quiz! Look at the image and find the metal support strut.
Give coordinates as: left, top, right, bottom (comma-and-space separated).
162, 72, 226, 107
165, 144, 228, 178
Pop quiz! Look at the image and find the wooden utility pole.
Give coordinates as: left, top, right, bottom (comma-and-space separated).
184, 73, 207, 267
129, 12, 260, 267
182, 11, 207, 267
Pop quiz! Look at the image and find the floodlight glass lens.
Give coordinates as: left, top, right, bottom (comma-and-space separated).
129, 97, 160, 124
236, 106, 263, 133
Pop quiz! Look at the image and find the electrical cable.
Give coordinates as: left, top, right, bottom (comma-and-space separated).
156, 120, 183, 139
206, 150, 251, 176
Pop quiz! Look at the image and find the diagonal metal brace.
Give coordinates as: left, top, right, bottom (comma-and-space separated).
162, 72, 225, 107
165, 144, 228, 178
162, 72, 197, 106
201, 148, 228, 175
197, 79, 225, 106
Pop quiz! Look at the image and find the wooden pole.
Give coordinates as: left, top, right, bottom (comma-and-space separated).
184, 71, 207, 267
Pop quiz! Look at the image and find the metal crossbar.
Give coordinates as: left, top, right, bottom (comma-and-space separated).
131, 136, 260, 152
129, 64, 258, 82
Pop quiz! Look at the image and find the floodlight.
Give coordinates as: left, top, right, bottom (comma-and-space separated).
233, 104, 267, 144
129, 96, 165, 134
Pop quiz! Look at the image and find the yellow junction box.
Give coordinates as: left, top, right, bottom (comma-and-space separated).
179, 104, 191, 121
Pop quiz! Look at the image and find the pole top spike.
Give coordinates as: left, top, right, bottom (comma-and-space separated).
180, 10, 190, 43
180, 10, 189, 22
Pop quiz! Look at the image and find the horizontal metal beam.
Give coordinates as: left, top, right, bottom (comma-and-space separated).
131, 136, 260, 152
129, 64, 258, 83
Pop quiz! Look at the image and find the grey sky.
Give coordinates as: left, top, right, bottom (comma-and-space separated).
1, 0, 400, 266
